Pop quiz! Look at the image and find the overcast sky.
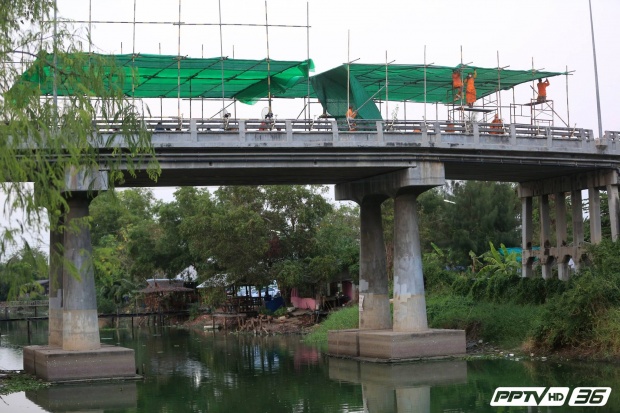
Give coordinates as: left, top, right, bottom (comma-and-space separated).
50, 0, 620, 205
56, 0, 620, 133
6, 0, 618, 256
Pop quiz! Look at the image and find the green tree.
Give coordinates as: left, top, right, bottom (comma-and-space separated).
0, 2, 158, 259
444, 181, 520, 264
0, 246, 48, 300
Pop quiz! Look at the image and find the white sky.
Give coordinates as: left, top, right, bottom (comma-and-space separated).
4, 0, 619, 256
55, 0, 620, 133
52, 0, 620, 205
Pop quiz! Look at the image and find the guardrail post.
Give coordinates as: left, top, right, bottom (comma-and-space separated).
433, 122, 441, 144
509, 124, 517, 145
331, 120, 339, 142
473, 123, 480, 144
285, 120, 293, 142
239, 120, 246, 141
376, 121, 384, 142
545, 127, 552, 147
421, 122, 429, 145
190, 119, 197, 141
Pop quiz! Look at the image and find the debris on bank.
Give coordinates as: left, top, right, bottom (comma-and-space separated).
186, 307, 319, 335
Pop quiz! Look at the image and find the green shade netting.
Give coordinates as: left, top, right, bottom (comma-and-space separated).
16, 51, 314, 104
15, 52, 566, 120
310, 66, 382, 120
337, 63, 564, 105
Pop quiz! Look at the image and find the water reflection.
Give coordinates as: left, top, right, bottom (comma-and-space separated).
329, 359, 467, 413
26, 382, 137, 412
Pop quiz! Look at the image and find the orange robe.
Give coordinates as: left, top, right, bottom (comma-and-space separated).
537, 79, 550, 98
452, 72, 463, 89
465, 73, 477, 106
491, 116, 502, 134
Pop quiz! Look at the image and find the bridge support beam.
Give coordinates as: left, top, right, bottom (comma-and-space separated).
24, 167, 137, 382
518, 169, 620, 280
329, 164, 465, 361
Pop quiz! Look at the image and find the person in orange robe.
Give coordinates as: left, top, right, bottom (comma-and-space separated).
490, 114, 503, 135
465, 69, 477, 107
346, 106, 357, 131
452, 69, 463, 101
536, 78, 550, 103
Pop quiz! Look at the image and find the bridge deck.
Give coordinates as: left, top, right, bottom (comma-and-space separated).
93, 118, 620, 186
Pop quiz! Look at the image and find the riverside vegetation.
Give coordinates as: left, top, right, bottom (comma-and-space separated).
306, 240, 620, 360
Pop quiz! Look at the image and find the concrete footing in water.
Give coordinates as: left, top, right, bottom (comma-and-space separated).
23, 344, 137, 382
327, 328, 466, 362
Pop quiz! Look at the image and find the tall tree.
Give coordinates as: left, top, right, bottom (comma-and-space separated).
0, 2, 158, 259
444, 181, 520, 264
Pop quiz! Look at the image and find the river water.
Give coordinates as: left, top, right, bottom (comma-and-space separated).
0, 319, 619, 412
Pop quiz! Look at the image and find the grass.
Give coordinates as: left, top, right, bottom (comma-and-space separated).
302, 295, 543, 351
427, 293, 543, 348
0, 372, 50, 395
303, 305, 359, 346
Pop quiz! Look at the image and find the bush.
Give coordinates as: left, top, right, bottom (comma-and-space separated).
427, 294, 541, 348
189, 302, 202, 320
303, 305, 358, 346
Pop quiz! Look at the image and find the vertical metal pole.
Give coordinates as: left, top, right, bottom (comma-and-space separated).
423, 45, 427, 121
159, 43, 163, 120
566, 65, 571, 128
218, 0, 225, 117
385, 50, 389, 120
265, 1, 272, 114
497, 51, 502, 119
347, 30, 350, 112
177, 0, 182, 121
132, 0, 137, 108
201, 44, 204, 119
588, 0, 603, 138
306, 2, 310, 120
88, 0, 92, 53
53, 0, 58, 116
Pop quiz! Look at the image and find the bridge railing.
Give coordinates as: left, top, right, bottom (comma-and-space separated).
95, 117, 612, 151
0, 300, 49, 308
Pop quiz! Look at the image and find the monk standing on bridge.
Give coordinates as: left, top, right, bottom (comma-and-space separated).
452, 68, 463, 101
536, 78, 550, 103
465, 69, 477, 107
490, 114, 503, 135
346, 106, 357, 131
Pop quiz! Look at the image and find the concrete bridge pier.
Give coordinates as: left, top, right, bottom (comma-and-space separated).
358, 196, 392, 330
329, 358, 467, 413
24, 167, 136, 382
518, 169, 620, 280
328, 164, 465, 361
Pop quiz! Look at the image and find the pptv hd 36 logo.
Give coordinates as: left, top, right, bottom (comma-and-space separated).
491, 387, 611, 407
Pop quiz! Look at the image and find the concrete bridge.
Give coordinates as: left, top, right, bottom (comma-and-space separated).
25, 118, 620, 378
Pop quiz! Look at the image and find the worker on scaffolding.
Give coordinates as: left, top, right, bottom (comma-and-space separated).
465, 69, 477, 107
346, 106, 357, 131
490, 114, 503, 135
536, 78, 550, 103
452, 68, 463, 101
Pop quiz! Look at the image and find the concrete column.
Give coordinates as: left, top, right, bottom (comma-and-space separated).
362, 384, 395, 412
607, 184, 620, 241
521, 197, 534, 278
393, 193, 427, 332
555, 193, 570, 281
571, 190, 584, 246
589, 188, 602, 244
571, 190, 584, 273
539, 195, 553, 279
358, 196, 392, 330
62, 195, 101, 351
396, 387, 431, 413
48, 216, 64, 347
